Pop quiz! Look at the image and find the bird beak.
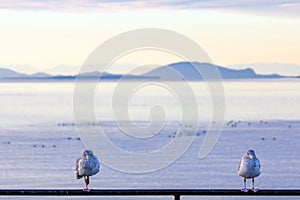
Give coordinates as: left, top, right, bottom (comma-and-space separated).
86, 155, 90, 160
249, 155, 253, 160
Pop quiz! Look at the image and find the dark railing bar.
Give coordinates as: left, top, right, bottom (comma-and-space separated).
0, 189, 300, 196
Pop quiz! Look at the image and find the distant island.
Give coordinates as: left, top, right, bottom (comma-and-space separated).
0, 62, 298, 81
142, 62, 287, 80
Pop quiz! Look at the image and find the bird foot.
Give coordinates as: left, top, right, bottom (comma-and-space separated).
241, 188, 249, 192
251, 188, 259, 193
83, 188, 90, 192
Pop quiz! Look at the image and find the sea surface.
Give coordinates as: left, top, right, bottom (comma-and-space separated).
0, 79, 299, 199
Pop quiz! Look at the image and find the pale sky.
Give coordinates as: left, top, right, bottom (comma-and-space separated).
0, 0, 299, 75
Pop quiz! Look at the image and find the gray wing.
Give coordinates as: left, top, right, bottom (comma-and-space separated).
257, 159, 261, 169
84, 157, 100, 175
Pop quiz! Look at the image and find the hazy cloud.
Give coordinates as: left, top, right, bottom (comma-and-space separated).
0, 0, 299, 17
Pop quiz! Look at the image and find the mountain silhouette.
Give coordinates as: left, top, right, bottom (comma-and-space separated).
143, 62, 283, 80
0, 62, 293, 81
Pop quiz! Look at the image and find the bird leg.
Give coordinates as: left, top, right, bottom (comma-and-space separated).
241, 178, 249, 192
83, 176, 90, 192
251, 178, 259, 192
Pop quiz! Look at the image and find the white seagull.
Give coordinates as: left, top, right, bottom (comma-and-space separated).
238, 150, 261, 192
75, 150, 100, 191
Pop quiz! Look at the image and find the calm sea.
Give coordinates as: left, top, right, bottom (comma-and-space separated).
0, 79, 299, 199
1, 79, 300, 128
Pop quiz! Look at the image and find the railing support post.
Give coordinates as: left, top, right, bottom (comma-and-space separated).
174, 194, 180, 200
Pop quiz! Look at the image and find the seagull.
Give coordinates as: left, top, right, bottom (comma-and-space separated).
238, 150, 261, 192
75, 150, 100, 191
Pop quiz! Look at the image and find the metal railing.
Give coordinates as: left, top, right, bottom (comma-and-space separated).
0, 189, 300, 199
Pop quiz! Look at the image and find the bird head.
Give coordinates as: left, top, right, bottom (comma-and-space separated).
83, 150, 94, 160
246, 150, 256, 160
